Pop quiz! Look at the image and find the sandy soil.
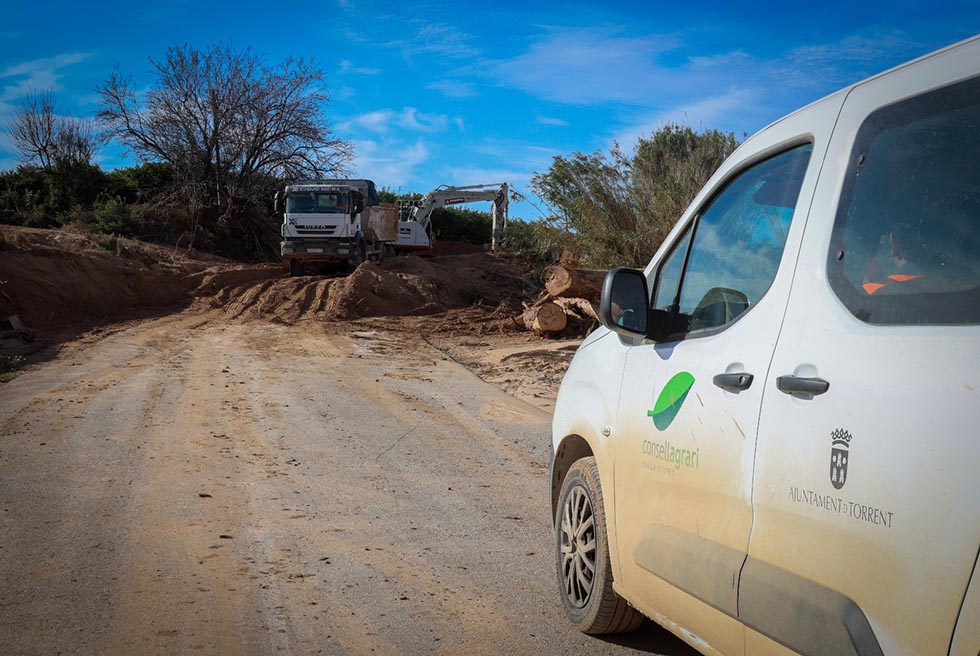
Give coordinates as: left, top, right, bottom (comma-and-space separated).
0, 226, 697, 655
0, 311, 695, 656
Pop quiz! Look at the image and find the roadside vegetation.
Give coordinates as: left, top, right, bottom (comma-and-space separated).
529, 125, 740, 268
2, 44, 350, 261
0, 355, 25, 383
1, 41, 739, 269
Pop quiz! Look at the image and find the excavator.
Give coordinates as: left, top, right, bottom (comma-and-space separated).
395, 183, 509, 253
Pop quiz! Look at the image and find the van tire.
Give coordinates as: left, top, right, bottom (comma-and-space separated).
555, 457, 644, 634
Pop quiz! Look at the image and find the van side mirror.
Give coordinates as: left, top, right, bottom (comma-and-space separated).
600, 268, 651, 337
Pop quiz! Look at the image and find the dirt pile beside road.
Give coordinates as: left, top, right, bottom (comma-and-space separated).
0, 226, 547, 372
198, 253, 535, 324
0, 225, 223, 337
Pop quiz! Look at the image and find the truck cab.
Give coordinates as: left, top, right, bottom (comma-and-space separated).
277, 179, 380, 274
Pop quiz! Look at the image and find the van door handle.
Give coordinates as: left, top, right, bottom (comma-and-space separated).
776, 375, 830, 396
713, 373, 754, 391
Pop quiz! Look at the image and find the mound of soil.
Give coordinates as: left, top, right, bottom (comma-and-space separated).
0, 226, 223, 337
198, 253, 535, 324
0, 226, 540, 358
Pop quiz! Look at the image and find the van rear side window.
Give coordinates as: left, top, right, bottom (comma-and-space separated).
828, 75, 980, 325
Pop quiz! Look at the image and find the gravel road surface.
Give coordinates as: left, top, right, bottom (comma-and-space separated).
0, 312, 697, 656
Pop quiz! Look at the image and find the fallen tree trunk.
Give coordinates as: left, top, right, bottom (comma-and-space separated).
554, 297, 599, 322
521, 301, 567, 336
543, 265, 606, 300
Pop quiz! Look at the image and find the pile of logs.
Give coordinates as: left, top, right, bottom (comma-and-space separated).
515, 265, 607, 337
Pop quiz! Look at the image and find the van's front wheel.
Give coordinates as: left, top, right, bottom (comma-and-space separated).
555, 457, 644, 634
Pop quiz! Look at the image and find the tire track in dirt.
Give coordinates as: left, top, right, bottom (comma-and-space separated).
229, 325, 517, 652
2, 311, 686, 656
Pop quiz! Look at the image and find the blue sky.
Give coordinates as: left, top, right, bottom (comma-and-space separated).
2, 1, 979, 219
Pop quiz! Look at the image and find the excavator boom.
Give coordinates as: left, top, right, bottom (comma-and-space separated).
406, 183, 509, 251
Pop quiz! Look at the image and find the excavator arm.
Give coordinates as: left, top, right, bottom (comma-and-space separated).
410, 183, 509, 250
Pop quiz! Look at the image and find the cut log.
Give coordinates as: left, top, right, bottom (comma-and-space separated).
554, 297, 599, 322
521, 301, 567, 336
543, 266, 606, 300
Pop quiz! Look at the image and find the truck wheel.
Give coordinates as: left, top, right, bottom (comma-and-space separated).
384, 244, 396, 259
287, 259, 302, 277
351, 241, 366, 268
555, 457, 644, 634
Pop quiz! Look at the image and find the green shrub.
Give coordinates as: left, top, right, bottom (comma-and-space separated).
531, 123, 740, 268
0, 355, 25, 383
499, 219, 558, 264
431, 206, 493, 244
92, 196, 134, 235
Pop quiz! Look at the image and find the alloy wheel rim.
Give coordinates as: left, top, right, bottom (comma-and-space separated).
560, 485, 597, 608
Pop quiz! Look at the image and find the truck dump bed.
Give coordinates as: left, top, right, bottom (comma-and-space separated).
364, 203, 399, 242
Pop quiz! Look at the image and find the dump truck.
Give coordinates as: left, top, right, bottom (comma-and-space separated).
275, 179, 399, 275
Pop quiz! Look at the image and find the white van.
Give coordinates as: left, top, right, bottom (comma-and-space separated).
550, 36, 980, 655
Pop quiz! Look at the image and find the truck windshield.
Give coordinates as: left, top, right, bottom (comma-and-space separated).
286, 192, 348, 214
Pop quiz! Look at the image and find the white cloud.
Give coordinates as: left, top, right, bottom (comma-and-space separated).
481, 25, 938, 162
384, 23, 480, 60
341, 107, 459, 135
0, 52, 92, 103
486, 24, 933, 133
612, 87, 761, 152
774, 30, 924, 90
344, 109, 396, 134
425, 79, 478, 99
338, 59, 380, 76
536, 116, 569, 127
334, 85, 356, 101
352, 138, 429, 188
488, 27, 682, 105
398, 107, 450, 132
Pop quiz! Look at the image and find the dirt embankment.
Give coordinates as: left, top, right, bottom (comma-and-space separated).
0, 225, 576, 406
0, 226, 226, 335
194, 253, 533, 326
1, 225, 538, 344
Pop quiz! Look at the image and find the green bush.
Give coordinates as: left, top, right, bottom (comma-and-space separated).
531, 123, 740, 268
0, 355, 25, 383
499, 219, 559, 263
431, 206, 493, 244
92, 196, 134, 235
107, 162, 175, 203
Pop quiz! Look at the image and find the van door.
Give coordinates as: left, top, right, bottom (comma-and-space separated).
612, 98, 842, 654
746, 46, 980, 655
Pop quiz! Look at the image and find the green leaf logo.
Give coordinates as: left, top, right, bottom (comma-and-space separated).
647, 372, 695, 431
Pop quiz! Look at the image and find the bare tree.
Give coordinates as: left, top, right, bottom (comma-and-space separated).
97, 44, 353, 209
9, 91, 57, 167
8, 91, 95, 169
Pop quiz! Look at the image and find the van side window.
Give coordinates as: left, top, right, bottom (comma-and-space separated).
652, 144, 813, 337
652, 224, 692, 312
828, 75, 980, 325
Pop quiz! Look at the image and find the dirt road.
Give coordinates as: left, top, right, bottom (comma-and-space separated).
0, 311, 695, 655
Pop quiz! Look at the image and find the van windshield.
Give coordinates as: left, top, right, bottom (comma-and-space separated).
286, 192, 349, 214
